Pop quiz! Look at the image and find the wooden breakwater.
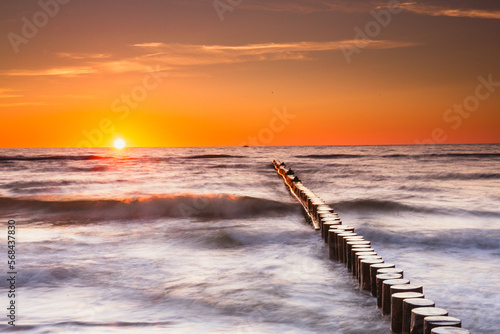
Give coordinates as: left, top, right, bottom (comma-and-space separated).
273, 160, 469, 334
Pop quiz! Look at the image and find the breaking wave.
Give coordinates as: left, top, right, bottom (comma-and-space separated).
333, 199, 433, 214
0, 155, 111, 162
332, 198, 500, 217
0, 194, 295, 222
356, 226, 500, 250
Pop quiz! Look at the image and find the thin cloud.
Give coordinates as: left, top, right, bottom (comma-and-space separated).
4, 67, 97, 77
56, 53, 113, 60
237, 0, 500, 19
0, 102, 48, 107
4, 62, 151, 78
38, 94, 96, 100
401, 2, 500, 19
1, 40, 418, 78
96, 60, 150, 73
0, 94, 22, 98
134, 43, 164, 48
239, 0, 373, 14
134, 40, 417, 66
0, 89, 22, 99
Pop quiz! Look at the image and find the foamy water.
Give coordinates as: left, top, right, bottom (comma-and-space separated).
0, 145, 499, 333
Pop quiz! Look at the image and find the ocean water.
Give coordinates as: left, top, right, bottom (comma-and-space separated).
0, 144, 499, 333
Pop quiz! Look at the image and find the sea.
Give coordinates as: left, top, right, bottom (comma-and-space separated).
0, 144, 499, 333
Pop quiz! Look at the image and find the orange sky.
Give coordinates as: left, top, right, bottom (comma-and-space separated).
1, 0, 499, 148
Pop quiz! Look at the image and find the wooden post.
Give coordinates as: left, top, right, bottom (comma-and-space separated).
376, 274, 403, 308
329, 226, 355, 259
316, 209, 335, 226
315, 205, 333, 213
391, 292, 425, 334
360, 259, 384, 291
378, 267, 404, 278
336, 232, 357, 262
343, 236, 365, 257
351, 248, 375, 276
369, 263, 395, 297
402, 299, 435, 334
382, 279, 410, 315
346, 240, 371, 269
320, 212, 339, 218
315, 205, 333, 220
322, 221, 342, 242
424, 316, 461, 334
410, 307, 448, 334
431, 328, 469, 334
390, 284, 423, 297
319, 216, 340, 230
339, 233, 361, 253
328, 228, 351, 259
356, 254, 381, 281
389, 285, 424, 329
344, 238, 367, 263
309, 198, 325, 217
355, 253, 379, 279
327, 228, 345, 260
319, 216, 340, 228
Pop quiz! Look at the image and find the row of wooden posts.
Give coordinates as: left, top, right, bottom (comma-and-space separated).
273, 160, 470, 334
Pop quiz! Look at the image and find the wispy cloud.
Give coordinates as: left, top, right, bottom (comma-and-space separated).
134, 40, 417, 66
134, 43, 163, 48
238, 0, 500, 19
0, 88, 22, 99
4, 66, 97, 77
38, 94, 96, 100
0, 94, 21, 98
56, 53, 113, 60
400, 2, 500, 20
96, 60, 151, 73
0, 102, 48, 107
2, 40, 417, 78
239, 0, 370, 14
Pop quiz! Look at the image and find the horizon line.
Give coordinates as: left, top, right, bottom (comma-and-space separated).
1, 142, 499, 149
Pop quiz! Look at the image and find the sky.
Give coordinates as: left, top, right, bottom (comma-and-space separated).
1, 0, 499, 148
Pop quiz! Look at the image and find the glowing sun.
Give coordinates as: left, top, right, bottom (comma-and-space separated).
114, 138, 126, 149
